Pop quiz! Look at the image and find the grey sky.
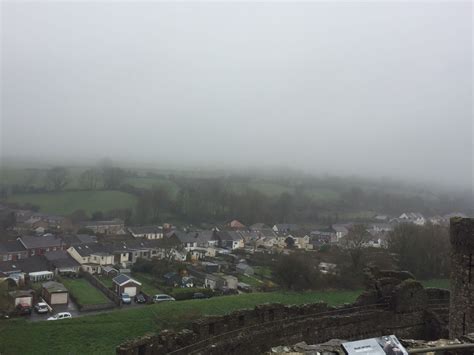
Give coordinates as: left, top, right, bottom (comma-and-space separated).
1, 1, 472, 188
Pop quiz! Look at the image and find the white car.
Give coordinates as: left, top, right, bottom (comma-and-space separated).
152, 294, 175, 303
34, 302, 49, 314
47, 312, 72, 321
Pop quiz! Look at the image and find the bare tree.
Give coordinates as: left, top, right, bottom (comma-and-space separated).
79, 169, 100, 190
341, 224, 371, 270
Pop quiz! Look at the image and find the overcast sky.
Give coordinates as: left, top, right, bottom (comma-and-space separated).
1, 1, 472, 188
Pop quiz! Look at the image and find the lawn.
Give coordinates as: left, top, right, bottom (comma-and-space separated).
124, 177, 180, 198
238, 274, 264, 288
130, 273, 162, 295
61, 278, 110, 306
0, 290, 362, 355
6, 190, 137, 216
421, 279, 450, 289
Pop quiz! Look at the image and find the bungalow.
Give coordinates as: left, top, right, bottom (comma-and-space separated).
0, 240, 28, 262
44, 250, 81, 275
79, 219, 126, 235
18, 235, 66, 257
128, 226, 163, 240
112, 274, 141, 297
42, 281, 68, 305
0, 256, 53, 282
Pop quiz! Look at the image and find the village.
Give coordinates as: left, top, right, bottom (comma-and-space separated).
0, 204, 463, 321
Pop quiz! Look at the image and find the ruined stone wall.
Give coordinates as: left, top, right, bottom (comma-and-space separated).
117, 281, 450, 355
449, 218, 474, 339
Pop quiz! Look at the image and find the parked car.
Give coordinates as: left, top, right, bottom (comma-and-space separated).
134, 293, 147, 304
121, 293, 132, 304
47, 312, 72, 321
192, 292, 208, 299
34, 302, 49, 314
15, 303, 32, 316
152, 294, 175, 303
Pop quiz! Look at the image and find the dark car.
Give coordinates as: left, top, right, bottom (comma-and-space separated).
134, 293, 147, 304
192, 292, 208, 299
15, 303, 32, 316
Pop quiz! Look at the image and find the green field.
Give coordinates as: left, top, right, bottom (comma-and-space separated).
6, 190, 138, 216
0, 290, 361, 355
421, 279, 450, 289
61, 278, 110, 306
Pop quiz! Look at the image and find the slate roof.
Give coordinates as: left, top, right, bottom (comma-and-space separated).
0, 256, 51, 274
0, 240, 26, 253
273, 224, 299, 232
129, 226, 163, 235
18, 235, 64, 249
61, 234, 97, 247
218, 231, 243, 242
42, 281, 67, 293
73, 243, 111, 257
112, 274, 141, 286
80, 219, 124, 227
44, 250, 81, 268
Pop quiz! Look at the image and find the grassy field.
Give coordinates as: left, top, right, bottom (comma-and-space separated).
0, 290, 361, 355
61, 278, 110, 305
421, 278, 450, 289
6, 190, 137, 215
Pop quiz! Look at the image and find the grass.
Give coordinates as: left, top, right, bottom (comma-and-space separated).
6, 190, 138, 215
420, 278, 450, 289
254, 266, 273, 278
0, 290, 361, 355
131, 273, 162, 295
124, 177, 179, 198
61, 278, 110, 306
238, 274, 264, 288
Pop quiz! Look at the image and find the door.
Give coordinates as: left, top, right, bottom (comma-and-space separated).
124, 286, 137, 297
51, 293, 68, 305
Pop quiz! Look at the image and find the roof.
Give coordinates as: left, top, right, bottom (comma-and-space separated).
0, 240, 26, 254
112, 274, 141, 286
72, 243, 111, 257
218, 231, 243, 242
42, 281, 68, 293
18, 235, 64, 249
80, 219, 124, 227
332, 224, 350, 233
0, 256, 51, 274
61, 234, 97, 246
44, 250, 81, 268
128, 226, 163, 235
102, 266, 118, 273
249, 223, 267, 230
273, 224, 299, 232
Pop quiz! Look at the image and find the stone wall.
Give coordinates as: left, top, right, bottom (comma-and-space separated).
117, 280, 450, 355
449, 217, 474, 339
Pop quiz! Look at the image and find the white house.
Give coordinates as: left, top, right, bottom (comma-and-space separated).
128, 226, 163, 240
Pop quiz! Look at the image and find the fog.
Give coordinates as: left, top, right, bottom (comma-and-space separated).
1, 1, 472, 189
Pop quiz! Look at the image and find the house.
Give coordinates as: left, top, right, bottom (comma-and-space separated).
289, 230, 311, 249
331, 224, 350, 242
0, 256, 53, 282
128, 226, 163, 240
79, 219, 125, 235
42, 281, 69, 305
222, 275, 238, 290
310, 229, 336, 246
18, 235, 66, 257
23, 213, 68, 231
398, 213, 426, 226
67, 243, 114, 274
272, 224, 299, 233
202, 262, 219, 274
236, 262, 254, 275
44, 250, 81, 275
227, 219, 246, 229
112, 274, 141, 297
218, 231, 244, 250
0, 240, 28, 262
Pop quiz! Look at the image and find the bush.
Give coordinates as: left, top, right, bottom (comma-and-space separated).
169, 288, 214, 301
